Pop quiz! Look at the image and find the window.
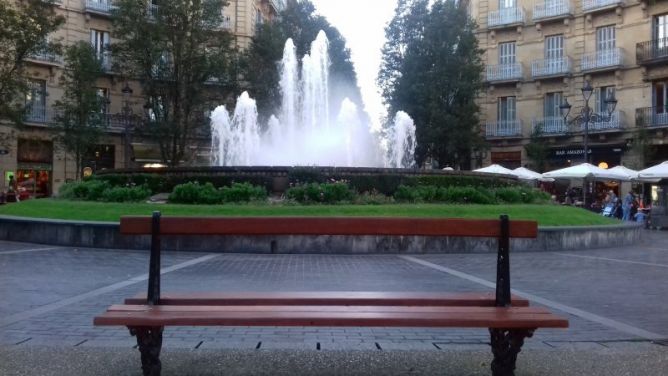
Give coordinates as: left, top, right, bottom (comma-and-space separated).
594, 86, 615, 114
655, 14, 668, 48
90, 29, 110, 63
25, 79, 47, 122
596, 26, 615, 51
96, 88, 109, 114
545, 35, 564, 59
498, 42, 516, 65
654, 82, 668, 113
497, 97, 516, 123
499, 0, 516, 9
544, 92, 563, 118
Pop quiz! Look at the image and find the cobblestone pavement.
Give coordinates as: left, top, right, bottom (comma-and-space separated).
1, 232, 667, 363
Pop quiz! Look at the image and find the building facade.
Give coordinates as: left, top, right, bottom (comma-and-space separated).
0, 0, 283, 197
470, 0, 668, 171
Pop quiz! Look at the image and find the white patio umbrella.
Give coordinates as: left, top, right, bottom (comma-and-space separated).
512, 167, 553, 182
542, 163, 630, 181
473, 164, 515, 175
608, 165, 639, 180
638, 161, 668, 181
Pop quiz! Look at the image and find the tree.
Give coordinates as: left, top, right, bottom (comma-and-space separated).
378, 0, 485, 169
112, 0, 237, 166
242, 0, 364, 121
53, 42, 106, 180
0, 0, 64, 124
524, 127, 549, 172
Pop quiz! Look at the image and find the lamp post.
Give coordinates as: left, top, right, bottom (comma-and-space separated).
121, 83, 134, 169
559, 80, 618, 208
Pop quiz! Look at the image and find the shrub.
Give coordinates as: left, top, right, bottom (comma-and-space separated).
219, 182, 267, 203
286, 182, 355, 204
169, 182, 220, 204
58, 180, 111, 201
101, 186, 152, 202
494, 187, 524, 203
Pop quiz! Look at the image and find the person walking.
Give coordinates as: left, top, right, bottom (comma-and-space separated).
622, 191, 634, 221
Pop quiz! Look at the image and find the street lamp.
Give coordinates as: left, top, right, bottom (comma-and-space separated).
121, 83, 134, 169
559, 80, 618, 165
559, 80, 618, 208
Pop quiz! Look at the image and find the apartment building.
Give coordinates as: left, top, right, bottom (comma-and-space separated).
0, 0, 283, 198
470, 0, 668, 171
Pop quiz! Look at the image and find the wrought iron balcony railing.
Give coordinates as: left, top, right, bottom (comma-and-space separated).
84, 0, 116, 15
27, 49, 63, 65
488, 7, 525, 28
581, 48, 622, 71
636, 38, 668, 65
582, 0, 623, 12
636, 107, 668, 128
486, 120, 523, 138
23, 105, 54, 124
486, 63, 523, 82
96, 52, 113, 72
531, 57, 571, 78
581, 111, 622, 132
532, 117, 569, 135
533, 0, 572, 21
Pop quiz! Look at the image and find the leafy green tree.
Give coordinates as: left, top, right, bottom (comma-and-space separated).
242, 0, 363, 121
112, 0, 237, 166
53, 42, 106, 180
0, 0, 64, 125
379, 0, 485, 169
524, 127, 549, 172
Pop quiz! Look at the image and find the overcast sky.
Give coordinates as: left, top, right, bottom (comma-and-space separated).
310, 0, 397, 129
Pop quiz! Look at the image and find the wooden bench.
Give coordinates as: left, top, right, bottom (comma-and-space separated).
94, 213, 568, 376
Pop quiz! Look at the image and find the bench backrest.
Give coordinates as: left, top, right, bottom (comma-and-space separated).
120, 212, 537, 309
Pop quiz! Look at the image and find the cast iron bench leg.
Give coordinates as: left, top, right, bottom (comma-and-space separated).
129, 326, 164, 376
489, 328, 535, 376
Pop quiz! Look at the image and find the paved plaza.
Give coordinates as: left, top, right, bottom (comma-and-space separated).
1, 232, 667, 375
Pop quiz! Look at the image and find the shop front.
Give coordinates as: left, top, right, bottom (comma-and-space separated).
16, 139, 53, 199
82, 144, 116, 177
491, 151, 522, 169
545, 144, 626, 171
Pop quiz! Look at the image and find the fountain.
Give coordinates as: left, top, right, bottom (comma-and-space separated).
210, 30, 417, 168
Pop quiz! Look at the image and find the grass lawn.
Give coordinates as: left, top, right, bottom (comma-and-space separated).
0, 199, 619, 226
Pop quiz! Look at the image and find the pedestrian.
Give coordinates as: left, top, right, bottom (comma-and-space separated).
622, 191, 634, 221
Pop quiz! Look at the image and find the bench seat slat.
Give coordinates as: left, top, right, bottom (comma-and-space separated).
94, 308, 568, 328
124, 292, 530, 307
106, 305, 550, 314
120, 217, 538, 238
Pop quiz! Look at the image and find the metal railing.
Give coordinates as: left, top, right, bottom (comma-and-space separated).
531, 57, 571, 77
269, 0, 286, 12
636, 38, 668, 64
533, 117, 569, 134
533, 0, 572, 20
96, 52, 113, 72
583, 111, 622, 132
24, 105, 54, 124
488, 7, 525, 28
636, 107, 668, 128
84, 0, 115, 14
27, 49, 63, 65
582, 0, 623, 12
581, 48, 622, 71
486, 63, 523, 82
486, 120, 523, 138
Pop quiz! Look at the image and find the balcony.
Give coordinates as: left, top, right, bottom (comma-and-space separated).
26, 49, 63, 66
488, 7, 525, 29
533, 117, 569, 135
582, 0, 623, 13
636, 107, 668, 128
97, 52, 113, 73
23, 105, 55, 124
486, 63, 523, 83
533, 0, 572, 22
486, 120, 523, 138
636, 39, 668, 66
581, 111, 623, 132
531, 57, 571, 78
269, 0, 286, 12
84, 0, 116, 16
581, 48, 622, 72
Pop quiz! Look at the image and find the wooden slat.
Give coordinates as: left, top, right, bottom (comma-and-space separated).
106, 305, 550, 314
94, 308, 569, 328
124, 292, 531, 307
120, 217, 538, 238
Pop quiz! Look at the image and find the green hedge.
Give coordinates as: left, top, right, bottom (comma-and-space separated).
91, 173, 274, 195
285, 182, 355, 204
58, 180, 151, 202
168, 182, 268, 204
393, 185, 549, 204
